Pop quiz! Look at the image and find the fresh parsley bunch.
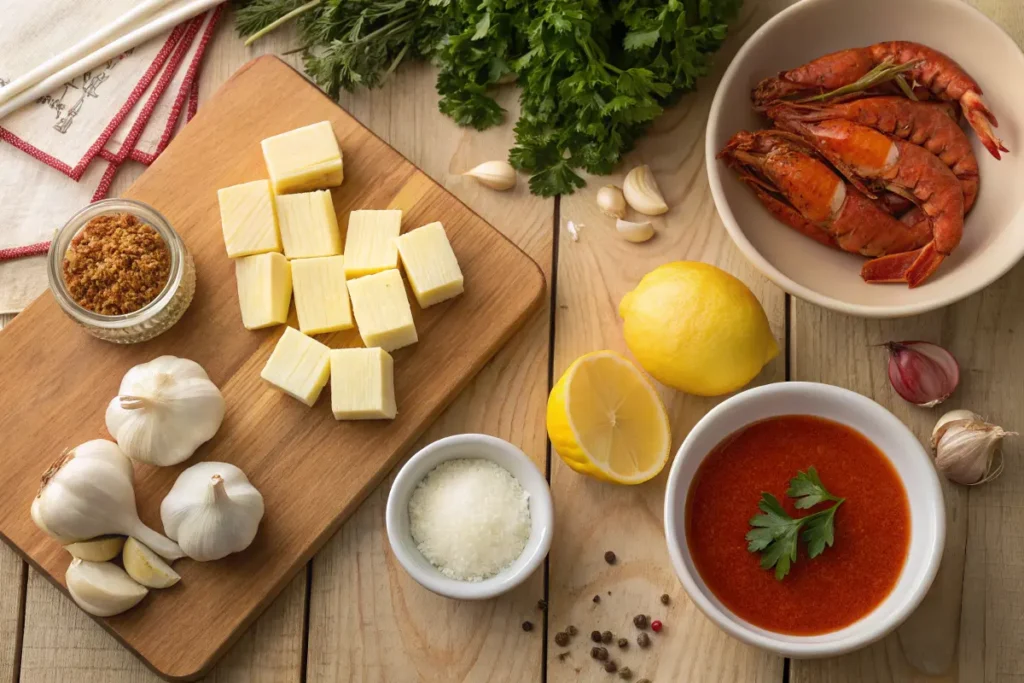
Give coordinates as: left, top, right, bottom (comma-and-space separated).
235, 0, 743, 196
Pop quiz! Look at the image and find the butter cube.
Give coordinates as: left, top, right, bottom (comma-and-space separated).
217, 180, 280, 257
261, 327, 331, 406
291, 255, 353, 335
261, 121, 343, 194
343, 210, 401, 278
330, 348, 397, 420
395, 222, 464, 308
235, 252, 292, 330
347, 269, 418, 352
276, 190, 341, 259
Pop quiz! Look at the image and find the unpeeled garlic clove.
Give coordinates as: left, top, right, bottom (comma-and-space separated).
930, 409, 981, 449
597, 185, 627, 218
616, 219, 655, 243
931, 410, 1014, 486
65, 559, 148, 617
623, 165, 668, 215
65, 535, 125, 562
463, 161, 517, 191
122, 537, 180, 589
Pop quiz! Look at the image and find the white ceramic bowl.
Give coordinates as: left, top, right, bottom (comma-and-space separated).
386, 434, 553, 600
706, 0, 1024, 317
664, 382, 945, 657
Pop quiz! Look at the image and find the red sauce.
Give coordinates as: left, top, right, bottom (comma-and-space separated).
686, 415, 910, 635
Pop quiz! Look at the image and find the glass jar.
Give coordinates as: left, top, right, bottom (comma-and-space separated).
47, 199, 196, 344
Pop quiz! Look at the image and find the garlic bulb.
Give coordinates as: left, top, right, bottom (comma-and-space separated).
616, 218, 655, 243
623, 165, 669, 215
161, 462, 265, 562
931, 410, 1014, 485
66, 559, 148, 617
597, 185, 627, 218
105, 356, 225, 467
31, 440, 184, 560
463, 160, 517, 191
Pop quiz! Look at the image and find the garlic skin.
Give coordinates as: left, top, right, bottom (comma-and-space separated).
616, 218, 655, 243
623, 165, 669, 215
106, 356, 225, 467
463, 161, 517, 191
161, 462, 265, 562
65, 559, 148, 617
31, 440, 184, 560
597, 185, 627, 218
931, 410, 1014, 486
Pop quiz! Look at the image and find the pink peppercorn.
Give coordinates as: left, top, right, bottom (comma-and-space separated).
651, 620, 663, 633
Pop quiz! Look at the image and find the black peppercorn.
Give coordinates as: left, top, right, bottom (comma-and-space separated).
567, 625, 578, 636
633, 614, 648, 629
605, 660, 618, 673
538, 599, 548, 610
522, 621, 533, 632
554, 632, 570, 647
637, 632, 651, 648
637, 679, 651, 683
617, 637, 628, 648
591, 646, 609, 661
591, 630, 603, 643
593, 594, 601, 603
602, 630, 613, 644
619, 667, 633, 680
660, 593, 670, 605
604, 550, 616, 564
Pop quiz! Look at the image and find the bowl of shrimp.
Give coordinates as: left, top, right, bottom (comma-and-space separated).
706, 0, 1024, 317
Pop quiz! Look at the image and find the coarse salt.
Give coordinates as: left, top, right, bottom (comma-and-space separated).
408, 458, 531, 581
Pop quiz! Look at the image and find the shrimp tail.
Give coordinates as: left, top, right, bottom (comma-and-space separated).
861, 242, 945, 287
962, 91, 1008, 158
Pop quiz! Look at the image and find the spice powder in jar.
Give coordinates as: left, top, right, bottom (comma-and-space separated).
62, 213, 171, 316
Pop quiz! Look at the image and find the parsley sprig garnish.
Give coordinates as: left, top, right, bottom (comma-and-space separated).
745, 468, 845, 580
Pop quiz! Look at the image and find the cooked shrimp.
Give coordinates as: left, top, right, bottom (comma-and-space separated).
753, 41, 1007, 159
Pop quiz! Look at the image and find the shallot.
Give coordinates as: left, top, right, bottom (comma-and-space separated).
883, 341, 959, 407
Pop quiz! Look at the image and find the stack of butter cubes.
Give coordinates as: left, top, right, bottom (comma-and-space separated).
216, 121, 464, 421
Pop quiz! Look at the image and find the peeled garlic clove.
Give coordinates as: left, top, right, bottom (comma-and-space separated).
623, 165, 669, 215
616, 219, 655, 243
597, 185, 627, 218
931, 409, 982, 450
65, 536, 125, 562
123, 537, 180, 589
463, 161, 517, 191
65, 559, 148, 617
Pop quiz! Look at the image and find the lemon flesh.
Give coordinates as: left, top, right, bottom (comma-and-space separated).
619, 262, 778, 396
547, 351, 671, 484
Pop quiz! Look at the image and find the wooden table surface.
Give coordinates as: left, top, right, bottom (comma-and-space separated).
1, 1, 1022, 681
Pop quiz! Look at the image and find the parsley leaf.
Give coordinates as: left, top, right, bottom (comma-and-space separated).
746, 469, 846, 580
787, 466, 843, 509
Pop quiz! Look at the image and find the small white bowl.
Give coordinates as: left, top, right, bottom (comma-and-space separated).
386, 434, 553, 600
706, 0, 1024, 317
664, 382, 945, 658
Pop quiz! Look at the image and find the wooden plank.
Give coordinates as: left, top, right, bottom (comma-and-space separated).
545, 3, 785, 681
789, 2, 1024, 681
13, 22, 311, 683
304, 62, 552, 683
0, 35, 542, 683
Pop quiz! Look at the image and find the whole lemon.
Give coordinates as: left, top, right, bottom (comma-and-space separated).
618, 262, 778, 396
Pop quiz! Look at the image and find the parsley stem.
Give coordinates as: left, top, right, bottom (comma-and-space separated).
244, 0, 322, 46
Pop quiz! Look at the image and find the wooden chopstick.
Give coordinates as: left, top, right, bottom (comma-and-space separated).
0, 0, 223, 122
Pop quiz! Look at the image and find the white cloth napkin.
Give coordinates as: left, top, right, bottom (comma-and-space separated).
0, 3, 220, 314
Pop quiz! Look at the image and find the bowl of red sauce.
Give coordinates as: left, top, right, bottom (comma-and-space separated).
664, 382, 944, 657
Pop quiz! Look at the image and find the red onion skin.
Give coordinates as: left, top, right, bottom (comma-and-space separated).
885, 341, 960, 407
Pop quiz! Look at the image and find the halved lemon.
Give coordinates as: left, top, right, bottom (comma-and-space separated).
547, 350, 671, 484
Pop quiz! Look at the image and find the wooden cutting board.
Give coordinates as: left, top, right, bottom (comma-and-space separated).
0, 56, 544, 681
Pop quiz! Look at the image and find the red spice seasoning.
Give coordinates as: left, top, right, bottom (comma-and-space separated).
62, 212, 171, 315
